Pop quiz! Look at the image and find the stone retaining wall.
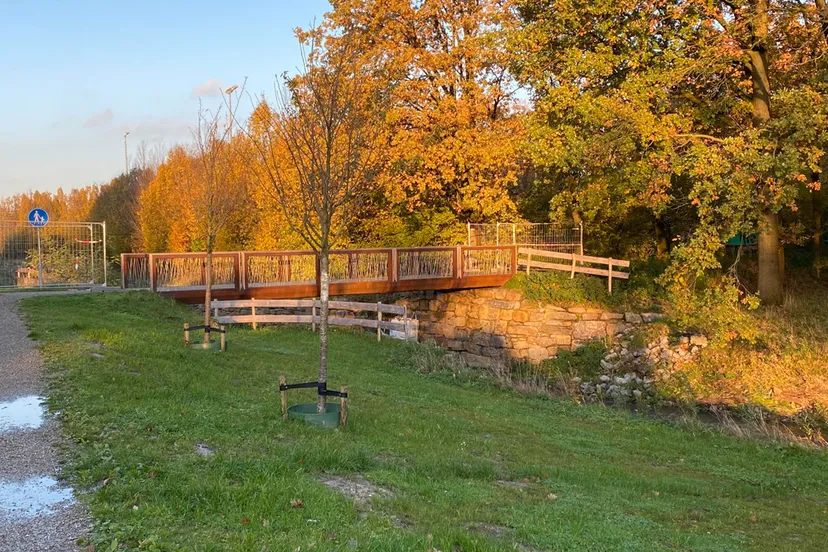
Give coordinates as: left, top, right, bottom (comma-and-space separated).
397, 288, 651, 367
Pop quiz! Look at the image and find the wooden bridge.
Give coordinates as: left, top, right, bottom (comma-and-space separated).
121, 245, 630, 303
121, 246, 518, 303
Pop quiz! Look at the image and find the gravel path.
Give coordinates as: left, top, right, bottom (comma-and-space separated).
0, 293, 91, 552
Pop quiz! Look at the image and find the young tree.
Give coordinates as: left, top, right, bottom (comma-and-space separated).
187, 104, 248, 343
249, 36, 386, 412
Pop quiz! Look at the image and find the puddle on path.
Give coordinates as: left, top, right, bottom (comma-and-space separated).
0, 476, 74, 518
0, 395, 45, 433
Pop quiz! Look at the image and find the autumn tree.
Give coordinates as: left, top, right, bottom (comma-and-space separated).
514, 0, 825, 303
305, 0, 525, 245
248, 35, 386, 412
89, 168, 152, 258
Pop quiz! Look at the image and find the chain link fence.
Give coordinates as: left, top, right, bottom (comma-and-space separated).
0, 221, 107, 288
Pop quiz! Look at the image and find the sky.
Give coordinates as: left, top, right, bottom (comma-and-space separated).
0, 0, 331, 198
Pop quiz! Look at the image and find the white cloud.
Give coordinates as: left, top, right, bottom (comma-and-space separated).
83, 108, 114, 128
190, 78, 224, 98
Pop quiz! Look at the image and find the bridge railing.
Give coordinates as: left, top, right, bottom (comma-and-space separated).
152, 252, 239, 292
461, 245, 515, 276
121, 253, 150, 289
329, 249, 390, 283
396, 247, 456, 280
123, 246, 519, 293
244, 251, 316, 288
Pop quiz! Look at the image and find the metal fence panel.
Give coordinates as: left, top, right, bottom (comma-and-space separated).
0, 221, 107, 288
467, 222, 583, 253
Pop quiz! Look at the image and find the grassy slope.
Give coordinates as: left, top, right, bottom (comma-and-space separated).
24, 292, 828, 552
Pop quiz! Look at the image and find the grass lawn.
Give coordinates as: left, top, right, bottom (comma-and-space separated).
24, 292, 828, 551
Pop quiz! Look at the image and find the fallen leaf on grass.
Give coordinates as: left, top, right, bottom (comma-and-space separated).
291, 498, 305, 509
262, 519, 270, 527
240, 517, 250, 525
547, 493, 559, 501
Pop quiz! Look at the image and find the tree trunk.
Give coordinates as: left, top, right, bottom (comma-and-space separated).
758, 210, 783, 305
655, 216, 671, 259
203, 237, 214, 344
747, 0, 783, 304
572, 209, 582, 224
814, 174, 823, 277
317, 251, 329, 414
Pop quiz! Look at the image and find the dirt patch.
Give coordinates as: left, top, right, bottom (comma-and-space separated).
317, 475, 393, 505
194, 443, 215, 457
468, 521, 512, 538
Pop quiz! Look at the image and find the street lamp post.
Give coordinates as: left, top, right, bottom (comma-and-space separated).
225, 85, 238, 137
123, 131, 130, 174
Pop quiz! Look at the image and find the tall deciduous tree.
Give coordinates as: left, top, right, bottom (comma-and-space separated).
305, 0, 524, 245
514, 0, 825, 303
249, 35, 386, 412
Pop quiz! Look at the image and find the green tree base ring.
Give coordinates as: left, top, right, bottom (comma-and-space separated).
188, 340, 221, 351
287, 403, 341, 429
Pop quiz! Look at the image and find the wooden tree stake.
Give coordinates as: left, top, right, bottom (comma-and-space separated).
571, 255, 576, 279
280, 376, 288, 420
339, 386, 349, 427
312, 303, 317, 332
184, 323, 190, 346
220, 325, 226, 351
251, 298, 257, 330
526, 251, 531, 275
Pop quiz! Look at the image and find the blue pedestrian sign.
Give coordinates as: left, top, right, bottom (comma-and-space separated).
28, 208, 49, 227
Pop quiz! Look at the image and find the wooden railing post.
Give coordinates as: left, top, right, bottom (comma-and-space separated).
511, 245, 517, 275
149, 254, 156, 292
233, 253, 240, 291
456, 246, 464, 279
239, 252, 246, 291
571, 254, 576, 279
120, 253, 126, 288
251, 298, 257, 330
377, 302, 382, 343
526, 250, 531, 276
608, 258, 613, 293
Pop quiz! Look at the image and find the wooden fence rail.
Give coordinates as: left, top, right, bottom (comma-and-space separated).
210, 299, 417, 341
517, 247, 630, 293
